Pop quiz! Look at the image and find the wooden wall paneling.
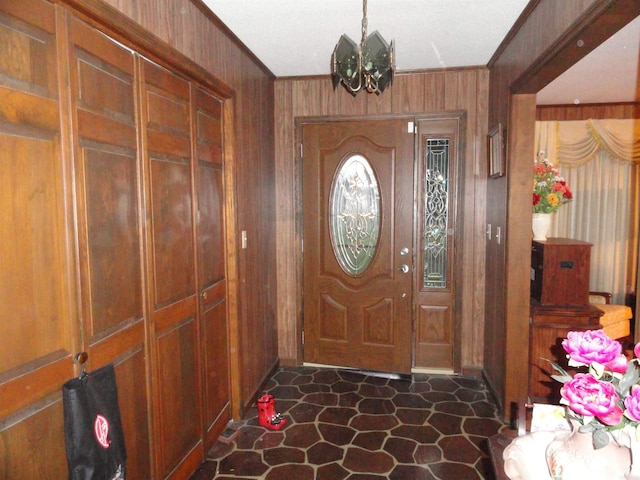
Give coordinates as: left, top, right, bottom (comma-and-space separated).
139, 58, 202, 479
67, 12, 151, 478
274, 80, 300, 364
0, 1, 77, 477
537, 102, 640, 120
193, 86, 231, 450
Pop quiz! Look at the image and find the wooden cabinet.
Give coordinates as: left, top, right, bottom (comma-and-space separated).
0, 3, 230, 478
530, 238, 592, 306
528, 302, 603, 400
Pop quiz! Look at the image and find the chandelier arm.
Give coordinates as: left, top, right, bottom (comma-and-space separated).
361, 0, 368, 45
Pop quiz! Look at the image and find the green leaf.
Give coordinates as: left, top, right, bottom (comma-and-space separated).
618, 363, 640, 397
592, 428, 610, 449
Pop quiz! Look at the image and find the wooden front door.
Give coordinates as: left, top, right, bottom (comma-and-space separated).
302, 119, 414, 373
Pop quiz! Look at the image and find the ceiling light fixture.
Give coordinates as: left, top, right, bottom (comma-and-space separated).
331, 0, 394, 96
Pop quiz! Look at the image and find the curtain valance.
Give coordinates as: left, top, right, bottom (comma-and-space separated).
535, 119, 640, 167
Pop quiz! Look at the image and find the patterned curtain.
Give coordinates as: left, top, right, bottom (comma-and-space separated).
535, 120, 639, 305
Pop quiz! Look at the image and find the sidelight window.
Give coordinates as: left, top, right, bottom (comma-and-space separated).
423, 138, 450, 288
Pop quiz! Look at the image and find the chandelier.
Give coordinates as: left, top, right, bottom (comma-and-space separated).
331, 0, 394, 96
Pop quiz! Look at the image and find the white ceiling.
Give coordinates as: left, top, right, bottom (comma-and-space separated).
203, 1, 639, 105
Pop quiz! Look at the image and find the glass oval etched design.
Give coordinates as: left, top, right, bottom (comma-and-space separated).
329, 154, 381, 275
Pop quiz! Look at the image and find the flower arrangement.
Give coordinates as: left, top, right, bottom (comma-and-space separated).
548, 329, 640, 449
533, 155, 573, 213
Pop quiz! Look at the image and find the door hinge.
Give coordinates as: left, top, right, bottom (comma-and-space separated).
407, 121, 415, 133
301, 330, 305, 345
300, 143, 303, 157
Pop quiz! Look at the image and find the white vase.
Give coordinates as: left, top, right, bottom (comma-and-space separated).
545, 421, 631, 480
532, 212, 552, 241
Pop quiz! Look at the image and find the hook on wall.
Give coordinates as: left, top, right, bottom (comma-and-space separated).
73, 351, 89, 380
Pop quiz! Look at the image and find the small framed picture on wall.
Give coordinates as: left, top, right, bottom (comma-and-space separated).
488, 123, 505, 178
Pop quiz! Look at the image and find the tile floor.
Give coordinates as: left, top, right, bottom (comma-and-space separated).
190, 366, 509, 480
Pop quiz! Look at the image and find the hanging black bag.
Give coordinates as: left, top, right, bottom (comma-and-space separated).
62, 362, 127, 480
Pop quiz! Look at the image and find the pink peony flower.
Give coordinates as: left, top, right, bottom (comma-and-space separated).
634, 342, 640, 359
604, 354, 628, 374
562, 330, 622, 367
624, 385, 640, 422
560, 373, 620, 420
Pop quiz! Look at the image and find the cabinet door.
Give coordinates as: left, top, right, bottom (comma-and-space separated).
0, 2, 75, 477
140, 59, 202, 479
194, 88, 230, 449
67, 15, 150, 479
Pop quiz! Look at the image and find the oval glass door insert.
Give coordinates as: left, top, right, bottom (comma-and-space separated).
329, 154, 381, 275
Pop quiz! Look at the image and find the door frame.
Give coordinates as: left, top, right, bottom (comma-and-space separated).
294, 112, 466, 373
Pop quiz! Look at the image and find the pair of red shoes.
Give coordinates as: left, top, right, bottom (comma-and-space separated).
257, 393, 287, 430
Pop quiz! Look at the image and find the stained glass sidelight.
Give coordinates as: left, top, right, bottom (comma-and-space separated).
329, 154, 381, 275
423, 138, 450, 288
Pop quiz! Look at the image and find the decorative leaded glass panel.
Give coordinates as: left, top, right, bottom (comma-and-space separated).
329, 154, 381, 275
423, 138, 449, 288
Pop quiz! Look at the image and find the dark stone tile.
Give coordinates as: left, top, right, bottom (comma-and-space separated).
307, 441, 345, 464
317, 462, 350, 480
427, 412, 464, 435
433, 400, 474, 416
350, 414, 399, 431
345, 475, 388, 480
305, 392, 340, 406
283, 423, 321, 448
392, 393, 431, 409
188, 460, 218, 480
470, 400, 500, 418
299, 383, 331, 394
218, 451, 268, 477
389, 465, 437, 480
291, 374, 314, 385
314, 369, 343, 385
358, 383, 396, 398
427, 376, 461, 392
352, 431, 387, 451
428, 461, 483, 480
395, 408, 430, 425
462, 417, 504, 437
265, 464, 315, 480
421, 391, 457, 402
207, 440, 233, 459
452, 376, 485, 390
383, 436, 417, 463
337, 370, 368, 383
233, 426, 265, 449
414, 444, 442, 464
319, 423, 357, 446
331, 381, 359, 393
363, 375, 390, 386
339, 392, 363, 407
343, 447, 394, 474
263, 446, 306, 465
254, 431, 285, 450
391, 424, 440, 444
318, 406, 358, 425
269, 385, 304, 400
288, 402, 324, 423
357, 398, 396, 415
271, 370, 299, 385
455, 388, 487, 403
387, 378, 412, 392
438, 435, 483, 463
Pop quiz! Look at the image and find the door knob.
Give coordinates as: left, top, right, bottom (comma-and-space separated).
397, 264, 409, 273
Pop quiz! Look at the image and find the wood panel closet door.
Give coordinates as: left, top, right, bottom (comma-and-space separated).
0, 2, 74, 477
194, 88, 230, 450
140, 59, 202, 479
67, 14, 150, 478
